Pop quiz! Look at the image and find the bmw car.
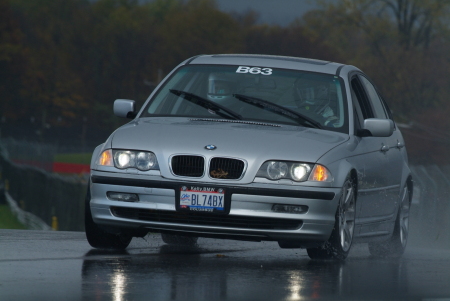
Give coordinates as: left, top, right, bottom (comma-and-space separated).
85, 54, 412, 260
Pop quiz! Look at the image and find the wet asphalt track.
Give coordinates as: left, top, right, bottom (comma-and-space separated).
1, 224, 450, 301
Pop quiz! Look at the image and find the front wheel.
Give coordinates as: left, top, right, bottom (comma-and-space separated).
85, 184, 132, 250
369, 186, 410, 257
307, 176, 356, 260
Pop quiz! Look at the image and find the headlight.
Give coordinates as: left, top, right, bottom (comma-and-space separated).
115, 151, 135, 169
135, 152, 158, 170
290, 163, 311, 181
256, 161, 332, 182
267, 161, 288, 180
98, 149, 159, 171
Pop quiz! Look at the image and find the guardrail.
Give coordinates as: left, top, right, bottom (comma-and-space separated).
4, 188, 52, 231
0, 138, 96, 172
0, 148, 87, 231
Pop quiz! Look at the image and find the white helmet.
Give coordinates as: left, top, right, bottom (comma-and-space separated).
207, 73, 235, 103
295, 81, 330, 115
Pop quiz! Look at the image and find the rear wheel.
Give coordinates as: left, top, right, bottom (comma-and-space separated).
369, 186, 410, 257
307, 176, 356, 260
85, 184, 132, 250
161, 233, 198, 246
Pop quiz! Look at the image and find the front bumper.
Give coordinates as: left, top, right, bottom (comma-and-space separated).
90, 171, 342, 246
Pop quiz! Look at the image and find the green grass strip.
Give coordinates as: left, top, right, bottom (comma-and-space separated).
0, 205, 27, 229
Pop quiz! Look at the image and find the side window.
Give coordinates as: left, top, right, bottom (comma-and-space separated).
351, 76, 373, 120
380, 94, 394, 120
351, 89, 364, 130
359, 76, 388, 119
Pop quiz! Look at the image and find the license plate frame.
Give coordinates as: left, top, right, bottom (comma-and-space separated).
176, 185, 229, 214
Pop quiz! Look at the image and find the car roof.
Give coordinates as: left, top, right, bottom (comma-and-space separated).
184, 54, 346, 75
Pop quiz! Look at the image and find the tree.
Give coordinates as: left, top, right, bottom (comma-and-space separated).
301, 0, 450, 121
0, 0, 26, 125
7, 0, 91, 141
371, 0, 450, 50
152, 0, 243, 71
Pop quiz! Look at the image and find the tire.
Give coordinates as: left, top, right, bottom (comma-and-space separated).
85, 184, 132, 250
369, 186, 410, 258
307, 176, 356, 260
161, 233, 198, 246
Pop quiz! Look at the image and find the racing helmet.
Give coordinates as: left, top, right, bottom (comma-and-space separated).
295, 80, 330, 115
207, 73, 235, 103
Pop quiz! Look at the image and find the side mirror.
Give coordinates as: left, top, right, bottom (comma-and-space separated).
359, 118, 394, 137
114, 99, 136, 119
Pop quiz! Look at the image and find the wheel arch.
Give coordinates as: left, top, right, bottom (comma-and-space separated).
399, 159, 413, 199
349, 168, 358, 199
406, 175, 413, 203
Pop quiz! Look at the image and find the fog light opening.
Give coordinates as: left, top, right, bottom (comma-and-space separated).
107, 192, 139, 202
272, 204, 308, 214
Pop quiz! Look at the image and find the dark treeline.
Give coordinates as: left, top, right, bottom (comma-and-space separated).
1, 0, 450, 162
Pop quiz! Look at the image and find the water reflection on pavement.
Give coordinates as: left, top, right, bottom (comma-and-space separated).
80, 238, 417, 301
1, 230, 450, 301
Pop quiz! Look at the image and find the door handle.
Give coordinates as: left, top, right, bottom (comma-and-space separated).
381, 144, 389, 152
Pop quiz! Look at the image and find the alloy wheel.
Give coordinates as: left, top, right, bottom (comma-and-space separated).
339, 180, 356, 252
399, 187, 410, 248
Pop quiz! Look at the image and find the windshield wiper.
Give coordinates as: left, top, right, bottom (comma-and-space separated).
232, 93, 323, 129
170, 89, 242, 120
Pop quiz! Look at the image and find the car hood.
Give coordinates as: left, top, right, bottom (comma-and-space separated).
110, 117, 349, 182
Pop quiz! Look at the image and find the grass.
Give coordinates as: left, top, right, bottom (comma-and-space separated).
53, 153, 92, 164
0, 205, 27, 229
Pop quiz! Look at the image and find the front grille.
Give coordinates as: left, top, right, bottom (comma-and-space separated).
171, 155, 204, 177
111, 207, 302, 230
209, 157, 245, 179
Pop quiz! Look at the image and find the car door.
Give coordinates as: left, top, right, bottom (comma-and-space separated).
349, 74, 396, 224
357, 74, 403, 218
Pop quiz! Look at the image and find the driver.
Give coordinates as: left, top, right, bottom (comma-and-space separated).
207, 73, 236, 104
294, 80, 340, 127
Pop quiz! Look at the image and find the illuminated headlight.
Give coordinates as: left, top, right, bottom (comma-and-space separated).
114, 150, 158, 170
256, 161, 332, 182
290, 163, 311, 181
97, 149, 159, 171
115, 151, 135, 169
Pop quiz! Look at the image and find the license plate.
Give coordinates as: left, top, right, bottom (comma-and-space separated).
179, 186, 225, 212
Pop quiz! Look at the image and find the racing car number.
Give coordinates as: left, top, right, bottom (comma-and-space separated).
236, 66, 272, 75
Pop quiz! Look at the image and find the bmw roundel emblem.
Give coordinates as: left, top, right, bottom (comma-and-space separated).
205, 144, 217, 150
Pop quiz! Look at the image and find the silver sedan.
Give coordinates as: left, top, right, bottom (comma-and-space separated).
85, 54, 412, 260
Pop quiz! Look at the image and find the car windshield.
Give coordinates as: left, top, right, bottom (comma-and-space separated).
141, 65, 348, 133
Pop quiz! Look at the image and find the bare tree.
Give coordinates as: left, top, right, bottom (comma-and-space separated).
377, 0, 450, 50
316, 0, 450, 51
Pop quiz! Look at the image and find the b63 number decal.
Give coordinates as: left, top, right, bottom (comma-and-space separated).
236, 66, 272, 75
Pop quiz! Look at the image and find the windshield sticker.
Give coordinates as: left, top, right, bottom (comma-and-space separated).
236, 66, 272, 75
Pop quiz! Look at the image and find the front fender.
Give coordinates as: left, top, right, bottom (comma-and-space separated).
328, 159, 357, 189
